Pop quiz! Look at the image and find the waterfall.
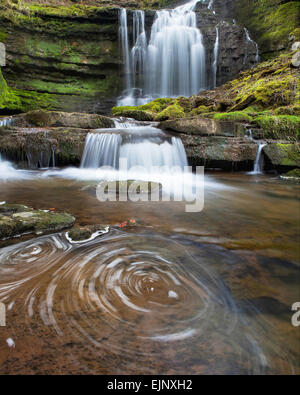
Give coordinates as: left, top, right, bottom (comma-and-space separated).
211, 26, 219, 88
118, 1, 206, 106
119, 8, 132, 93
250, 143, 266, 174
80, 133, 122, 169
131, 10, 147, 91
208, 0, 214, 9
0, 153, 30, 181
244, 28, 259, 64
0, 116, 13, 128
80, 127, 188, 172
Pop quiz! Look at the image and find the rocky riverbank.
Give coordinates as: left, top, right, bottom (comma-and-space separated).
0, 202, 75, 241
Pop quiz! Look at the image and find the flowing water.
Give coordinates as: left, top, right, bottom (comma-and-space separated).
0, 169, 299, 374
118, 0, 206, 105
244, 27, 260, 64
211, 26, 219, 88
249, 143, 266, 175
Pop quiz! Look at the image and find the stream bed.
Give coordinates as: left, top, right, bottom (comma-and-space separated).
0, 173, 299, 374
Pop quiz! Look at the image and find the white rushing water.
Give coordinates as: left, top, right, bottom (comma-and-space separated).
80, 126, 188, 171
0, 153, 33, 181
249, 143, 266, 175
244, 28, 259, 64
0, 116, 13, 128
211, 26, 219, 88
118, 0, 206, 105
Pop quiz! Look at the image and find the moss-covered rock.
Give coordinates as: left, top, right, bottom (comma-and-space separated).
112, 107, 155, 121
14, 110, 114, 128
213, 112, 253, 123
254, 115, 300, 140
0, 202, 75, 241
281, 168, 300, 179
156, 103, 185, 121
232, 0, 300, 58
0, 1, 123, 113
67, 224, 109, 243
263, 143, 300, 168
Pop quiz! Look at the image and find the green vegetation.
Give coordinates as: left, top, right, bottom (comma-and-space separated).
156, 103, 185, 121
255, 115, 300, 140
284, 168, 300, 178
213, 112, 253, 122
233, 0, 300, 58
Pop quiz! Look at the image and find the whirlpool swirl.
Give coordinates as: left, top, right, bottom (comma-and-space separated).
0, 228, 289, 374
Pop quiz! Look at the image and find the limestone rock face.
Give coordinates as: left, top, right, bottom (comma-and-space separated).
159, 117, 242, 137
0, 125, 89, 167
0, 5, 122, 114
181, 134, 258, 170
195, 3, 259, 87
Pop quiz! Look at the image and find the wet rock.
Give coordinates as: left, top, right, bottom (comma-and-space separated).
159, 116, 242, 137
66, 224, 109, 243
98, 180, 162, 196
181, 135, 257, 170
13, 110, 114, 129
0, 126, 88, 167
0, 203, 75, 241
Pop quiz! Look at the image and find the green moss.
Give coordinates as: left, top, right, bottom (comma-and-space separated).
234, 0, 300, 57
255, 115, 300, 140
213, 111, 253, 122
274, 105, 300, 116
190, 105, 213, 116
284, 169, 300, 178
138, 98, 173, 113
112, 106, 154, 121
156, 103, 185, 121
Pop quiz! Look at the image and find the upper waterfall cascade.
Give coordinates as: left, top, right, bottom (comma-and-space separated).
80, 126, 188, 171
118, 0, 260, 106
118, 0, 207, 106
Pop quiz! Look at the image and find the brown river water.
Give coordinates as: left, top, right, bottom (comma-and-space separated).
0, 172, 299, 374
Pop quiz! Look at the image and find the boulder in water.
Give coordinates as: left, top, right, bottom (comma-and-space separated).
98, 180, 162, 198
0, 203, 75, 242
66, 224, 109, 243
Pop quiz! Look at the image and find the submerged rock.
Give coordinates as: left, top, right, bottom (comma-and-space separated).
98, 180, 162, 197
0, 203, 75, 241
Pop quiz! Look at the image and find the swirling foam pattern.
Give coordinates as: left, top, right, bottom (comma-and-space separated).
0, 229, 287, 374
